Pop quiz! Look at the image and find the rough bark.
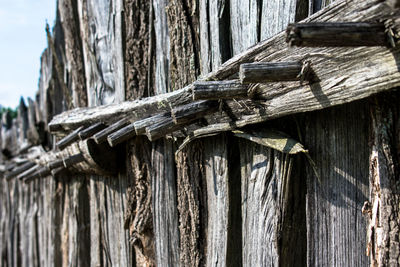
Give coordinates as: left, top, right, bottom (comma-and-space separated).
176, 140, 206, 266
366, 91, 400, 266
123, 0, 151, 99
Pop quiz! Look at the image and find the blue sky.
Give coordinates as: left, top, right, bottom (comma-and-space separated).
0, 0, 56, 108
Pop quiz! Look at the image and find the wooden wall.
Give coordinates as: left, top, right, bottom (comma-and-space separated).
2, 0, 396, 266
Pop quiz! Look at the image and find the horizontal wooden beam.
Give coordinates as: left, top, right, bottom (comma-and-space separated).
79, 122, 106, 140
192, 80, 248, 100
93, 118, 130, 144
49, 85, 193, 133
171, 100, 219, 125
107, 123, 136, 147
239, 62, 305, 83
56, 126, 84, 150
145, 113, 180, 141
286, 22, 387, 47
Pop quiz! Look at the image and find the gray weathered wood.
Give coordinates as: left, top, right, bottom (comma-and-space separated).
286, 22, 388, 47
18, 165, 39, 180
133, 112, 170, 135
78, 122, 106, 140
107, 123, 136, 147
56, 126, 84, 150
304, 102, 369, 266
151, 140, 180, 266
49, 85, 193, 133
145, 114, 180, 141
239, 62, 305, 83
260, 0, 297, 40
192, 80, 248, 100
93, 118, 129, 144
171, 100, 218, 125
230, 0, 259, 55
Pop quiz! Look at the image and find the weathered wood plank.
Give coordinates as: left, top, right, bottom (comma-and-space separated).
192, 80, 248, 100
286, 22, 388, 47
133, 112, 169, 135
260, 0, 297, 40
239, 62, 304, 83
204, 135, 229, 266
304, 101, 369, 266
5, 161, 35, 180
151, 140, 180, 266
230, 0, 259, 55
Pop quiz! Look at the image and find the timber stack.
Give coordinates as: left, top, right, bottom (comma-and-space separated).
1, 0, 400, 266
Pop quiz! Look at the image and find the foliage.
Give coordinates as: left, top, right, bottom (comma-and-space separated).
0, 106, 18, 120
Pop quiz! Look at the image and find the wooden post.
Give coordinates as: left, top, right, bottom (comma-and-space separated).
171, 100, 218, 125
107, 124, 136, 147
93, 118, 130, 144
192, 80, 248, 100
5, 161, 36, 180
239, 62, 304, 83
286, 22, 387, 47
57, 126, 84, 150
78, 122, 106, 140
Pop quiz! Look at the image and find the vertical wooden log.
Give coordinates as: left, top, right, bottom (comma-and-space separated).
304, 102, 369, 266
176, 140, 206, 266
151, 140, 180, 266
260, 0, 297, 40
367, 92, 400, 266
153, 0, 170, 94
123, 0, 151, 99
166, 0, 200, 90
58, 0, 88, 108
230, 0, 259, 55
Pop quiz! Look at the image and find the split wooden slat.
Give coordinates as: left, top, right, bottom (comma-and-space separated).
133, 113, 170, 135
145, 114, 180, 141
79, 122, 106, 140
286, 22, 388, 47
107, 124, 136, 147
192, 80, 248, 100
56, 126, 84, 150
171, 100, 219, 124
239, 62, 305, 83
5, 161, 36, 180
93, 118, 130, 144
18, 165, 39, 180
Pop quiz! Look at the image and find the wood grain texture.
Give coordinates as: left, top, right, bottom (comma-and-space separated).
153, 0, 170, 95
58, 0, 88, 107
304, 101, 369, 266
230, 0, 259, 55
239, 62, 303, 83
240, 139, 295, 266
204, 135, 229, 267
151, 140, 180, 266
260, 0, 297, 40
